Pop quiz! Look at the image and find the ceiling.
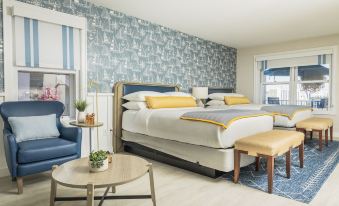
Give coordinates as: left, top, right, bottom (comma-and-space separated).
89, 0, 339, 48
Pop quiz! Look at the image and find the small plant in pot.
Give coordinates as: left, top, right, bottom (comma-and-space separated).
74, 99, 88, 123
89, 150, 108, 172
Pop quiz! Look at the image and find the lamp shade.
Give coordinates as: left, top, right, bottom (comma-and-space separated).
192, 87, 208, 99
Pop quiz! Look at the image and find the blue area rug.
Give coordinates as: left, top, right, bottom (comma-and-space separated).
222, 140, 339, 203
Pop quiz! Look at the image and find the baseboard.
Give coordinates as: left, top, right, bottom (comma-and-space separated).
0, 167, 9, 178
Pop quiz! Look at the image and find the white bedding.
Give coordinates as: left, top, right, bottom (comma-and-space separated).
122, 107, 273, 148
208, 104, 312, 127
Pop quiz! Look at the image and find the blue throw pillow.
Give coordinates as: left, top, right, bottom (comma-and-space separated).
8, 114, 60, 142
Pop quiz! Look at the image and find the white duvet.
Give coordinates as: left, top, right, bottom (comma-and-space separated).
122, 107, 273, 148
208, 104, 312, 127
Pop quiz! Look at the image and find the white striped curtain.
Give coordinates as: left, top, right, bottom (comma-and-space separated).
14, 16, 80, 70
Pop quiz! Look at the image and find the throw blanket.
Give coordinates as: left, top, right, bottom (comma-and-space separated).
261, 105, 312, 119
180, 109, 272, 129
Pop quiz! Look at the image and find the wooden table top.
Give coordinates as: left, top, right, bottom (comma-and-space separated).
69, 121, 103, 128
52, 154, 150, 189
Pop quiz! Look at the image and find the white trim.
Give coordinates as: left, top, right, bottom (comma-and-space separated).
255, 46, 336, 61
253, 46, 337, 115
0, 168, 10, 178
87, 93, 115, 96
17, 67, 77, 74
11, 1, 86, 29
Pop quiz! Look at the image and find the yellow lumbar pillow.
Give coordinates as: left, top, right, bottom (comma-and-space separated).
145, 96, 197, 109
224, 96, 250, 105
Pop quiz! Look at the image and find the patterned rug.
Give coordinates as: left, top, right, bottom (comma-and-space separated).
222, 140, 339, 203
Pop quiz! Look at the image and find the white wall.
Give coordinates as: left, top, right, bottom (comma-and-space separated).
0, 94, 114, 177
237, 34, 339, 138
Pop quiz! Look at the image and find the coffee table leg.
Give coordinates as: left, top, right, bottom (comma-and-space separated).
50, 166, 58, 206
111, 186, 116, 193
87, 183, 94, 206
148, 164, 156, 206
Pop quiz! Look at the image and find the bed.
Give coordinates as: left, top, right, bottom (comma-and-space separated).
207, 88, 313, 128
113, 82, 273, 177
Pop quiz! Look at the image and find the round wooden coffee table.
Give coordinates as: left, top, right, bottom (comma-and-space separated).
50, 154, 156, 206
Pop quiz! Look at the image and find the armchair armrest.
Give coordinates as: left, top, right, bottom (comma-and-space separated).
3, 129, 18, 177
59, 125, 82, 157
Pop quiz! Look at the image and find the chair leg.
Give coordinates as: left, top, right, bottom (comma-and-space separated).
17, 177, 23, 194
255, 157, 260, 171
267, 156, 274, 194
325, 129, 329, 146
330, 126, 333, 142
233, 149, 240, 183
299, 141, 304, 168
286, 148, 291, 179
319, 130, 323, 151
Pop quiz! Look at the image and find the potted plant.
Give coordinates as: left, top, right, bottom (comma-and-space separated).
74, 99, 88, 123
88, 150, 108, 172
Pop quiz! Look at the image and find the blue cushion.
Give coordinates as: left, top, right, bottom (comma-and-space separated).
17, 138, 77, 164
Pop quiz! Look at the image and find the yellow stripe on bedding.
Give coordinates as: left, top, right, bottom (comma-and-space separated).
180, 113, 272, 129
224, 96, 250, 105
145, 96, 197, 109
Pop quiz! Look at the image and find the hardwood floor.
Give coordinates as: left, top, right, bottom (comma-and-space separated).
0, 159, 338, 206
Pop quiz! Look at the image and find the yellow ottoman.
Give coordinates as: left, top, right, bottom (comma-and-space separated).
296, 117, 333, 151
233, 130, 304, 194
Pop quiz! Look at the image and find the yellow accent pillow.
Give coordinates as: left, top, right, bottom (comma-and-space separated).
145, 96, 197, 109
224, 96, 250, 105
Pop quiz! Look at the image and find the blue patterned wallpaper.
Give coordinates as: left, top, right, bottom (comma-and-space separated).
2, 0, 237, 92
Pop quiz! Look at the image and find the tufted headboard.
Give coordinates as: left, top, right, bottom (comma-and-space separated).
112, 82, 180, 152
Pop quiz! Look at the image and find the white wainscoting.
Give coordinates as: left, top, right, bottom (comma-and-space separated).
0, 93, 114, 178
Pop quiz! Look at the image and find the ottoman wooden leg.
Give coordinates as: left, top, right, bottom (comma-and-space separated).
310, 131, 313, 140
330, 126, 333, 142
267, 156, 274, 194
318, 130, 323, 151
233, 149, 240, 183
325, 129, 329, 146
299, 142, 304, 168
286, 149, 291, 179
255, 157, 260, 171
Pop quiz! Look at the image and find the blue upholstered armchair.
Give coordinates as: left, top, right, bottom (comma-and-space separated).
0, 101, 82, 194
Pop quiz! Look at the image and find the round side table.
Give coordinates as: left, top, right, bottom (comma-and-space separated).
50, 154, 156, 206
69, 121, 103, 152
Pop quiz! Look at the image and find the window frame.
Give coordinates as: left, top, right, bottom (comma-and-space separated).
253, 46, 337, 115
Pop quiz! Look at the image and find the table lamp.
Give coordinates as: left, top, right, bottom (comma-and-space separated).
192, 87, 208, 106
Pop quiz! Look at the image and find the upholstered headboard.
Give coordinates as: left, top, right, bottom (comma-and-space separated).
208, 87, 235, 94
112, 82, 180, 152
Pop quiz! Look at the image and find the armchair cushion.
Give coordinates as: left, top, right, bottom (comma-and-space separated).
8, 114, 60, 142
17, 138, 77, 164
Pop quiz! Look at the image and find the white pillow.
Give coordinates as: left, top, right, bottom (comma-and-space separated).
164, 92, 193, 97
206, 100, 225, 106
122, 91, 165, 101
208, 93, 244, 101
8, 114, 60, 142
164, 92, 196, 99
122, 101, 147, 110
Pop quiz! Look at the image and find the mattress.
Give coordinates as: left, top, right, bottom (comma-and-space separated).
208, 104, 312, 127
122, 107, 273, 148
122, 131, 255, 172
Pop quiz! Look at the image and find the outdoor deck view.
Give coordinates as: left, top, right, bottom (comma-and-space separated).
263, 65, 330, 110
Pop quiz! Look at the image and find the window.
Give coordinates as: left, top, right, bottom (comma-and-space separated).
258, 51, 333, 112
18, 71, 76, 116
